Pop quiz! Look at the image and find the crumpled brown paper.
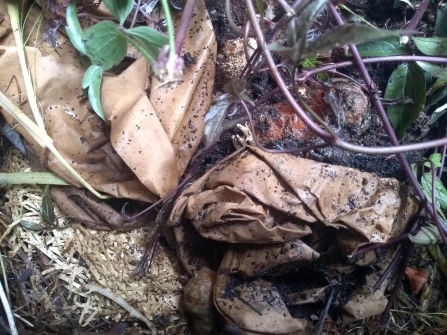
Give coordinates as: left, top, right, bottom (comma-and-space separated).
0, 0, 216, 202
167, 146, 419, 334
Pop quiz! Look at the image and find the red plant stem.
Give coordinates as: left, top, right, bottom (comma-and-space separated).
174, 0, 196, 55
405, 0, 431, 30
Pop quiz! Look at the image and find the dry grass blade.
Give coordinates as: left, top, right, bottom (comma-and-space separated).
6, 0, 45, 130
0, 172, 70, 185
0, 280, 18, 335
0, 91, 109, 199
1, 1, 109, 199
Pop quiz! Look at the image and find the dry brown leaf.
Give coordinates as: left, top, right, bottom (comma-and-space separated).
167, 146, 419, 332
0, 0, 216, 202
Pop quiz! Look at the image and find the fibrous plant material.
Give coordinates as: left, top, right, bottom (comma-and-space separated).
0, 146, 187, 333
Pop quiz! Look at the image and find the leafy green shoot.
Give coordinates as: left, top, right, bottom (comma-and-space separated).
65, 0, 169, 120
268, 0, 404, 66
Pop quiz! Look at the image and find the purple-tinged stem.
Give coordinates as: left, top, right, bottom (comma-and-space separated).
405, 0, 431, 30
174, 0, 196, 55
328, 3, 442, 230
380, 242, 413, 325
297, 56, 447, 81
130, 0, 142, 29
351, 234, 409, 257
372, 246, 404, 292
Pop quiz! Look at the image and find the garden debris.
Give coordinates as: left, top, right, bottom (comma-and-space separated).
0, 0, 216, 201
167, 145, 419, 334
405, 267, 429, 294
1, 147, 187, 333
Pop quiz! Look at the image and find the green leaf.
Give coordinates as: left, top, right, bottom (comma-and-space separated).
413, 37, 447, 56
416, 62, 447, 79
428, 86, 447, 124
436, 7, 447, 37
255, 0, 265, 29
385, 62, 426, 138
126, 26, 168, 62
82, 65, 105, 120
350, 36, 409, 57
103, 0, 133, 25
302, 25, 402, 59
409, 225, 442, 245
300, 56, 321, 68
426, 153, 442, 169
83, 21, 127, 70
65, 0, 86, 54
421, 173, 447, 212
40, 185, 55, 225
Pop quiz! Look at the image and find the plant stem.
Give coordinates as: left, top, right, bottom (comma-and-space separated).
130, 0, 142, 29
175, 0, 196, 55
405, 0, 431, 30
328, 4, 445, 239
297, 56, 447, 80
160, 0, 177, 60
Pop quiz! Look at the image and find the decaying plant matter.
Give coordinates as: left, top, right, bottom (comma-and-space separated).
1, 0, 447, 334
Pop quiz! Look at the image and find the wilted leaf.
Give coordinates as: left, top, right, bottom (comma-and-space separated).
409, 225, 442, 245
302, 25, 402, 60
83, 21, 127, 70
413, 37, 447, 56
20, 221, 45, 231
351, 36, 409, 57
82, 65, 105, 120
385, 62, 426, 138
268, 0, 329, 63
65, 0, 86, 54
203, 94, 230, 147
436, 7, 447, 37
40, 185, 55, 225
127, 26, 168, 63
223, 78, 254, 106
103, 0, 133, 25
44, 19, 62, 49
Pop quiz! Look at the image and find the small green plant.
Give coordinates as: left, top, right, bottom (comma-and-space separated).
410, 153, 447, 245
267, 0, 402, 66
65, 0, 170, 120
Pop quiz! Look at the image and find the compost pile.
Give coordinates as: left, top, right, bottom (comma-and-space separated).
0, 0, 447, 335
